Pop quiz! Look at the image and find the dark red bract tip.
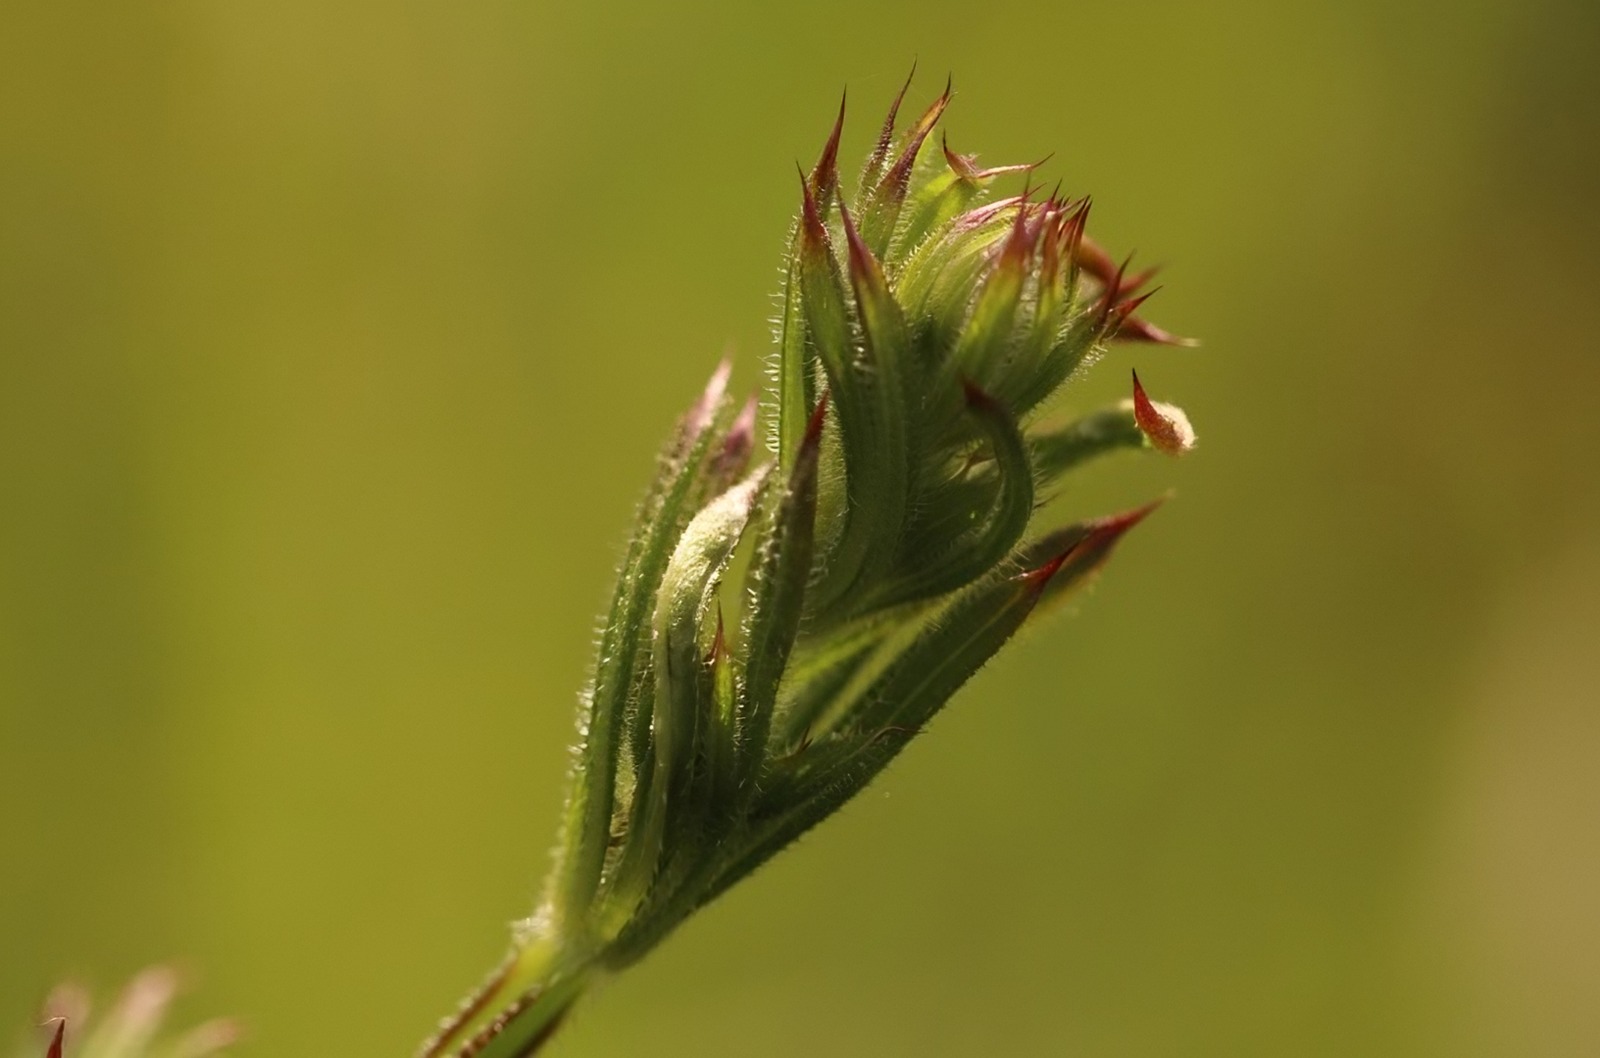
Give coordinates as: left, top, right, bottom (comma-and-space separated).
942, 132, 1043, 185
872, 63, 918, 166
836, 198, 875, 280
1093, 255, 1134, 330
796, 164, 830, 255
810, 92, 846, 198
1112, 287, 1161, 333
881, 82, 952, 194
942, 131, 976, 180
998, 193, 1041, 274
1074, 231, 1119, 287
1116, 315, 1200, 347
46, 1019, 65, 1058
1084, 497, 1165, 548
959, 376, 999, 411
803, 390, 830, 448
1023, 544, 1078, 591
705, 605, 729, 665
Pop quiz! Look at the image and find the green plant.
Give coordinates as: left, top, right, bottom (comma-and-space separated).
420, 76, 1197, 1058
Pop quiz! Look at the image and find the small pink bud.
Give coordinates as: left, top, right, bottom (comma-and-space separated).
1131, 370, 1196, 456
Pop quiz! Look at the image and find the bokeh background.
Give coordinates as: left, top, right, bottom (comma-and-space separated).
4, 1, 1598, 1055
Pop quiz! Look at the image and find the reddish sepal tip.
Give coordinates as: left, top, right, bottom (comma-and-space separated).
803, 391, 830, 447
811, 92, 846, 195
1085, 497, 1167, 547
1023, 546, 1076, 591
959, 377, 1001, 413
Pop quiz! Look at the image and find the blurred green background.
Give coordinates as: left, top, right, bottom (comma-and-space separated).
4, 1, 1598, 1055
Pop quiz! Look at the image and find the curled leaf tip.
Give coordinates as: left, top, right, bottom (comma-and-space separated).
1131, 370, 1197, 455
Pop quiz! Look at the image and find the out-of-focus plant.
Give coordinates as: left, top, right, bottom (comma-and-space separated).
16, 967, 238, 1058
420, 74, 1198, 1058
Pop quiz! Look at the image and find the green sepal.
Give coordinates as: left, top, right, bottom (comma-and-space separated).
735, 398, 825, 799
551, 362, 730, 933
1011, 309, 1102, 417
879, 382, 1036, 607
946, 208, 1036, 389
1016, 501, 1163, 618
704, 610, 739, 826
798, 191, 909, 613
856, 83, 950, 260
772, 99, 846, 470
893, 135, 1036, 263
768, 604, 906, 752
896, 198, 1022, 344
858, 66, 915, 194
772, 253, 812, 471
825, 201, 914, 609
604, 468, 768, 926
710, 546, 1067, 901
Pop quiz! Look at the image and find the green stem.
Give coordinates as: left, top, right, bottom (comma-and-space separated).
419, 921, 595, 1058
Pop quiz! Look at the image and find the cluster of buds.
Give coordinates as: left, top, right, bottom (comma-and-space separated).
423, 77, 1196, 1058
